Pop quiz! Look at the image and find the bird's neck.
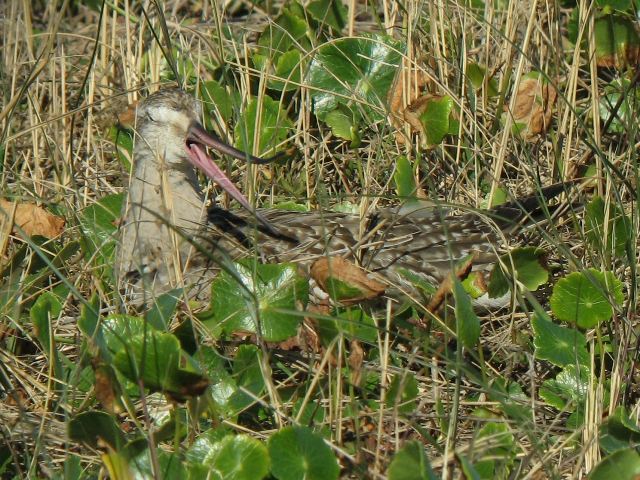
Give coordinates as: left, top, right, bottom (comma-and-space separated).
126, 145, 205, 232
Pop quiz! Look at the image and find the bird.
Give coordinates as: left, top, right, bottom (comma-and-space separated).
115, 88, 569, 308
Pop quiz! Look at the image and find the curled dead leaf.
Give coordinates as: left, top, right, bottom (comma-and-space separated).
388, 59, 433, 134
509, 75, 557, 139
426, 254, 475, 314
349, 339, 364, 386
117, 101, 137, 127
310, 257, 386, 304
0, 199, 65, 239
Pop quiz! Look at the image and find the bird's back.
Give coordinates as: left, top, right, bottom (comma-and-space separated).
204, 205, 501, 300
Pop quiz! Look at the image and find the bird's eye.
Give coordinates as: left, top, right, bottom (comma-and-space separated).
146, 112, 156, 122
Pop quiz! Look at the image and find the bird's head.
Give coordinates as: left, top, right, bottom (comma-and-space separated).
132, 88, 277, 217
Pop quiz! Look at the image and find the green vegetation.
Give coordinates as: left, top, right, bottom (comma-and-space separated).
2, 0, 640, 478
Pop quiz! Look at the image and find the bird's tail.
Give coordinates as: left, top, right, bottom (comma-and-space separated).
489, 179, 579, 229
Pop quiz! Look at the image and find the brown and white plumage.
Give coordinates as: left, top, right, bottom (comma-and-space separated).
115, 89, 563, 306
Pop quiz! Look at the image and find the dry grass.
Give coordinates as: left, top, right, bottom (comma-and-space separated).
1, 0, 638, 478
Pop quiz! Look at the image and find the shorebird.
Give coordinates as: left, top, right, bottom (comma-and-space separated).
115, 88, 567, 306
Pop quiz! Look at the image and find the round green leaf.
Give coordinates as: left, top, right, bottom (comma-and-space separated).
204, 435, 270, 480
539, 364, 590, 411
307, 34, 404, 121
209, 262, 307, 342
387, 441, 437, 480
589, 448, 640, 480
453, 279, 480, 348
417, 95, 455, 146
596, 0, 632, 10
488, 247, 549, 298
228, 345, 266, 413
594, 14, 640, 67
585, 195, 632, 257
317, 307, 377, 343
235, 96, 292, 157
325, 108, 359, 143
68, 411, 126, 451
268, 426, 339, 480
532, 312, 589, 368
550, 269, 623, 328
113, 330, 209, 399
394, 155, 417, 202
200, 80, 234, 123
466, 63, 499, 97
78, 193, 123, 276
307, 0, 347, 31
386, 373, 419, 415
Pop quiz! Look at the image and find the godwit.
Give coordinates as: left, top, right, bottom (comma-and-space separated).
115, 88, 567, 306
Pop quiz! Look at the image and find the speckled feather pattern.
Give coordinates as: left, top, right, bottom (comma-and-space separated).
115, 89, 559, 305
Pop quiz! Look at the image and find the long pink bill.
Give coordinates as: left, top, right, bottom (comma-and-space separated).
188, 122, 282, 165
187, 144, 281, 236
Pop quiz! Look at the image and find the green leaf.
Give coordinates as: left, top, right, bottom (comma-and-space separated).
550, 269, 623, 328
186, 427, 232, 464
235, 96, 293, 157
108, 127, 134, 171
396, 268, 437, 296
229, 345, 266, 413
200, 80, 233, 123
387, 441, 438, 480
457, 454, 482, 480
596, 0, 632, 10
474, 422, 516, 478
532, 312, 589, 368
466, 63, 499, 97
101, 314, 148, 357
257, 5, 309, 56
78, 293, 100, 339
488, 247, 549, 298
159, 47, 197, 83
129, 449, 188, 479
254, 49, 305, 93
30, 292, 64, 381
418, 95, 455, 145
31, 291, 62, 354
268, 426, 339, 480
594, 14, 640, 67
477, 422, 515, 455
589, 449, 640, 480
539, 364, 590, 411
317, 307, 378, 343
453, 280, 480, 348
325, 107, 360, 146
386, 373, 419, 415
585, 195, 632, 257
68, 411, 126, 451
113, 329, 209, 400
394, 156, 417, 202
144, 289, 182, 331
307, 0, 347, 31
78, 193, 123, 279
461, 272, 487, 299
204, 435, 270, 480
207, 261, 307, 342
307, 34, 404, 121
600, 407, 640, 454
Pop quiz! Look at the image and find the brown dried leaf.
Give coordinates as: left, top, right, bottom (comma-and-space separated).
349, 339, 364, 386
388, 59, 432, 127
310, 257, 386, 304
117, 101, 137, 127
426, 255, 475, 314
0, 199, 65, 239
509, 76, 557, 139
93, 363, 121, 414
